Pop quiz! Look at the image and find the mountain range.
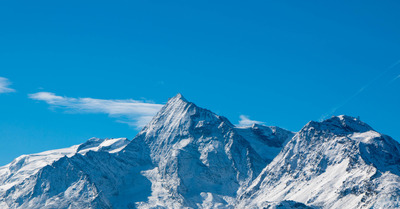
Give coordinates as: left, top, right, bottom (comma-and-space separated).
1, 94, 399, 208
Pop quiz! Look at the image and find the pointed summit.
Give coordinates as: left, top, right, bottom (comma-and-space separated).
167, 93, 188, 104
141, 93, 198, 133
139, 93, 231, 137
173, 93, 185, 100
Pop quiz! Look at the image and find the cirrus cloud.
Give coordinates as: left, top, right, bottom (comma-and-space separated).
28, 92, 163, 129
0, 77, 16, 93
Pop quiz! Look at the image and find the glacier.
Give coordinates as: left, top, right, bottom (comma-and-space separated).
0, 94, 399, 209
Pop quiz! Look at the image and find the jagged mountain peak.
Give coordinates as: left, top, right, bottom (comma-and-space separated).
140, 93, 232, 138
302, 115, 374, 136
121, 95, 274, 208
240, 115, 400, 209
162, 93, 190, 110
169, 93, 187, 102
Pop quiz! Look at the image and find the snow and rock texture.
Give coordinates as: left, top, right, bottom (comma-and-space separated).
235, 124, 294, 163
0, 138, 130, 209
239, 115, 400, 209
0, 138, 129, 193
125, 93, 275, 208
1, 94, 400, 209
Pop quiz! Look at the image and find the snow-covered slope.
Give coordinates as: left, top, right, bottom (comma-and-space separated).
0, 138, 130, 208
0, 138, 129, 193
1, 94, 400, 209
235, 124, 294, 163
239, 115, 400, 209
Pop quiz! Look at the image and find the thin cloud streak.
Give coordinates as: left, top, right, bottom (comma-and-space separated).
388, 74, 400, 85
320, 59, 400, 121
28, 92, 163, 129
0, 77, 16, 93
388, 59, 400, 69
237, 115, 265, 127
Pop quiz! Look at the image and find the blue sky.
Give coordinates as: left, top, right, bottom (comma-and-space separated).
1, 0, 400, 165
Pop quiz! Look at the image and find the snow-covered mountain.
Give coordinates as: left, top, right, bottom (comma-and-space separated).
1, 94, 399, 208
238, 115, 400, 209
0, 137, 130, 208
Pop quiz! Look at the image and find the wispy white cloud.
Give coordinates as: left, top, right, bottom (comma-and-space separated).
28, 92, 163, 129
320, 58, 400, 121
388, 59, 400, 69
0, 77, 16, 93
237, 115, 265, 127
388, 74, 400, 85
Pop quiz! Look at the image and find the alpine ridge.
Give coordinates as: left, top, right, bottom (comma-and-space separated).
1, 94, 399, 209
238, 115, 400, 209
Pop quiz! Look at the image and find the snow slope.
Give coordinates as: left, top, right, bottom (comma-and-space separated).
0, 138, 130, 208
235, 124, 294, 163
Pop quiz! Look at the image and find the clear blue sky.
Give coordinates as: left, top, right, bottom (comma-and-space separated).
1, 0, 400, 165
